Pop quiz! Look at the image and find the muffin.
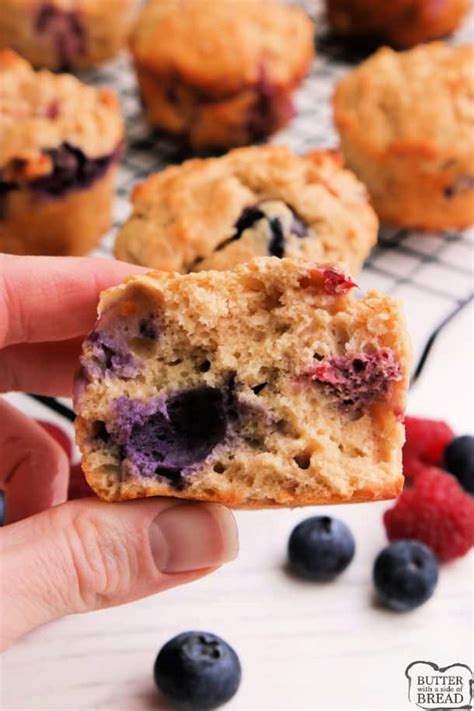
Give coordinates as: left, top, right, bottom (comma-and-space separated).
0, 0, 136, 71
333, 43, 474, 230
325, 0, 468, 49
129, 0, 315, 149
114, 145, 378, 274
0, 50, 123, 256
74, 258, 410, 506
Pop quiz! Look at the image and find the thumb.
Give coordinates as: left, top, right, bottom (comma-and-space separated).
0, 496, 238, 650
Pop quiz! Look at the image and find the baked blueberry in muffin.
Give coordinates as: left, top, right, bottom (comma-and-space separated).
129, 0, 314, 149
334, 42, 474, 230
115, 145, 378, 275
0, 0, 136, 70
0, 50, 123, 255
325, 0, 468, 49
75, 258, 410, 506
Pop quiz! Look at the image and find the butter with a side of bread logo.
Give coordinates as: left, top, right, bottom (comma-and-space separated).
405, 661, 473, 710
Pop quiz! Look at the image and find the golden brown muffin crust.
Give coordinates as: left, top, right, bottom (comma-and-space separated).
0, 50, 123, 175
334, 43, 474, 157
0, 0, 136, 70
333, 42, 474, 229
114, 145, 377, 275
326, 0, 469, 48
130, 0, 314, 93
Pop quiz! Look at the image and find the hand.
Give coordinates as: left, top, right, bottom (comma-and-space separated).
0, 255, 238, 651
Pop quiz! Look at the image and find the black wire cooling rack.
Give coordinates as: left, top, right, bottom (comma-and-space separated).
28, 1, 474, 419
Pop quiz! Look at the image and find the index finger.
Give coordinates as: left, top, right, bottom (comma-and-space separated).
0, 255, 148, 347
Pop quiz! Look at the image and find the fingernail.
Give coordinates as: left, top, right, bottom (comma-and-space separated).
0, 491, 6, 526
149, 502, 238, 574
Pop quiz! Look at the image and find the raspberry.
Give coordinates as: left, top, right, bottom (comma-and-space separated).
37, 420, 73, 461
403, 416, 454, 482
384, 467, 474, 561
68, 463, 94, 499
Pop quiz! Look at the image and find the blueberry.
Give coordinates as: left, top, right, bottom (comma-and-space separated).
154, 631, 241, 710
373, 540, 439, 612
230, 203, 308, 259
109, 386, 232, 486
139, 316, 159, 340
443, 174, 474, 199
127, 387, 228, 471
234, 206, 265, 237
268, 217, 285, 258
443, 435, 474, 494
288, 515, 355, 581
29, 142, 122, 198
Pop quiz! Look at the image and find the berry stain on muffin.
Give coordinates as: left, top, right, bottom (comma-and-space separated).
103, 386, 234, 488
307, 348, 402, 412
0, 0, 136, 71
80, 310, 160, 380
246, 68, 296, 143
0, 142, 123, 203
35, 3, 85, 69
444, 174, 474, 199
299, 265, 357, 295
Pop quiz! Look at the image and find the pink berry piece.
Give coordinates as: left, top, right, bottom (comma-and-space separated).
308, 348, 401, 412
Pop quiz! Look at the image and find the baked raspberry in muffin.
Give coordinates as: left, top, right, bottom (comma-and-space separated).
334, 43, 474, 230
325, 0, 468, 49
129, 0, 314, 150
74, 258, 410, 506
0, 50, 123, 256
0, 0, 136, 71
114, 145, 378, 275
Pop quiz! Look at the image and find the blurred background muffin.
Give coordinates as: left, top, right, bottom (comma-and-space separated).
130, 0, 315, 150
333, 42, 474, 230
325, 0, 469, 48
0, 50, 124, 256
114, 145, 378, 274
0, 0, 137, 71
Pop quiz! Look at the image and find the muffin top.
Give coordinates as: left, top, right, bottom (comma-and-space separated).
325, 0, 469, 49
0, 49, 123, 177
130, 0, 314, 92
114, 144, 378, 274
6, 0, 130, 12
334, 42, 474, 159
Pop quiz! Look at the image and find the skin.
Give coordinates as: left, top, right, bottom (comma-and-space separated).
0, 255, 238, 652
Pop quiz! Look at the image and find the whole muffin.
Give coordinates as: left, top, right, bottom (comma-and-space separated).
0, 0, 136, 71
325, 0, 468, 49
129, 0, 315, 150
333, 43, 474, 231
114, 145, 378, 274
0, 50, 124, 256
